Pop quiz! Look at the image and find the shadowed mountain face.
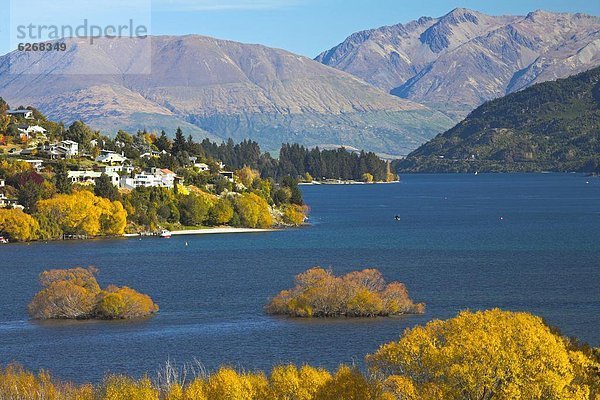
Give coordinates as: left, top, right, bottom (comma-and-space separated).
316, 8, 600, 119
0, 35, 454, 155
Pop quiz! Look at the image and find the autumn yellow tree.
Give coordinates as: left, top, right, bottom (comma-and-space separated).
267, 365, 331, 400
28, 267, 158, 320
208, 197, 234, 225
96, 285, 159, 319
266, 267, 424, 318
203, 368, 268, 400
28, 267, 100, 319
235, 192, 273, 228
366, 309, 598, 400
0, 159, 33, 176
316, 365, 384, 400
0, 208, 39, 241
236, 166, 260, 188
36, 190, 127, 237
282, 204, 308, 226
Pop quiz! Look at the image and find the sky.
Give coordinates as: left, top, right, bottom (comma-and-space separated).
1, 0, 600, 57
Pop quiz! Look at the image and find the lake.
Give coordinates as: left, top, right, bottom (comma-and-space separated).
0, 173, 598, 383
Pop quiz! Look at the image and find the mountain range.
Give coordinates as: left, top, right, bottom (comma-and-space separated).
0, 35, 453, 155
1, 8, 599, 156
396, 66, 600, 173
317, 8, 600, 119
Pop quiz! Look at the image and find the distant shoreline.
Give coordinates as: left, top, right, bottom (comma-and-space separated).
299, 180, 400, 186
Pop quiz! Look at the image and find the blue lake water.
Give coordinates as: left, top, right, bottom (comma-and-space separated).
0, 173, 599, 383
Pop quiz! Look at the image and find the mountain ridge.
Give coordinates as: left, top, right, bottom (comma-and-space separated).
0, 34, 456, 155
316, 8, 600, 119
396, 66, 600, 173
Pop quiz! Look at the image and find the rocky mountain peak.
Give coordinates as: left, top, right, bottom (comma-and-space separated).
317, 9, 600, 118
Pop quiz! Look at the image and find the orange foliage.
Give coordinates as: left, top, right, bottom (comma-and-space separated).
266, 267, 424, 318
97, 286, 159, 319
28, 267, 158, 320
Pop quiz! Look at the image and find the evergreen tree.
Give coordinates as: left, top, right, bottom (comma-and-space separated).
94, 173, 119, 201
0, 97, 9, 114
172, 128, 187, 156
54, 161, 72, 194
155, 130, 171, 152
17, 181, 42, 213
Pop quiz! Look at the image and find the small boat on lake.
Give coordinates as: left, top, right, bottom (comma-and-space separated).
160, 229, 172, 238
0, 236, 9, 244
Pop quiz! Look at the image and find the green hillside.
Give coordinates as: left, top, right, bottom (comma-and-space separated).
397, 66, 600, 173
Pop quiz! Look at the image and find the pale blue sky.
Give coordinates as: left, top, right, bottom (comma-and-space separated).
1, 0, 599, 57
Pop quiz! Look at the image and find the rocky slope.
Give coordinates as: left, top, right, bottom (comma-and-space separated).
317, 8, 600, 118
396, 66, 600, 173
0, 35, 454, 155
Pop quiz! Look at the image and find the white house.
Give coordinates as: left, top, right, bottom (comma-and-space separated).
7, 109, 33, 119
0, 192, 23, 209
99, 165, 134, 174
141, 150, 167, 158
17, 125, 47, 141
96, 150, 129, 165
220, 171, 235, 182
195, 162, 210, 172
121, 168, 178, 189
0, 179, 4, 187
18, 125, 46, 135
68, 171, 120, 187
38, 141, 79, 159
60, 140, 79, 156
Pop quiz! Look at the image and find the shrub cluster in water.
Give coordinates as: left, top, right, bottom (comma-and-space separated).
266, 267, 424, 317
1, 309, 598, 399
28, 267, 158, 320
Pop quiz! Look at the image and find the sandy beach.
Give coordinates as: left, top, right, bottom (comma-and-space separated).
124, 227, 276, 237
170, 227, 276, 235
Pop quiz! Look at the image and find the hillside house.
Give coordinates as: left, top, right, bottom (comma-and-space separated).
38, 141, 79, 159
7, 109, 33, 119
96, 150, 129, 165
0, 193, 23, 209
68, 171, 120, 186
18, 125, 47, 141
98, 165, 135, 174
195, 162, 210, 172
121, 168, 178, 189
219, 171, 235, 182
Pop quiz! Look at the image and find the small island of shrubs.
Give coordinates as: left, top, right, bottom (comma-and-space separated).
28, 267, 158, 320
266, 267, 424, 318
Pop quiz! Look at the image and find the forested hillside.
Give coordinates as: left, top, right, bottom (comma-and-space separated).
397, 67, 600, 172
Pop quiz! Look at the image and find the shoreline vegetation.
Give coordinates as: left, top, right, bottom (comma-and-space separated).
28, 267, 158, 320
1, 309, 598, 399
266, 268, 424, 318
0, 100, 399, 244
